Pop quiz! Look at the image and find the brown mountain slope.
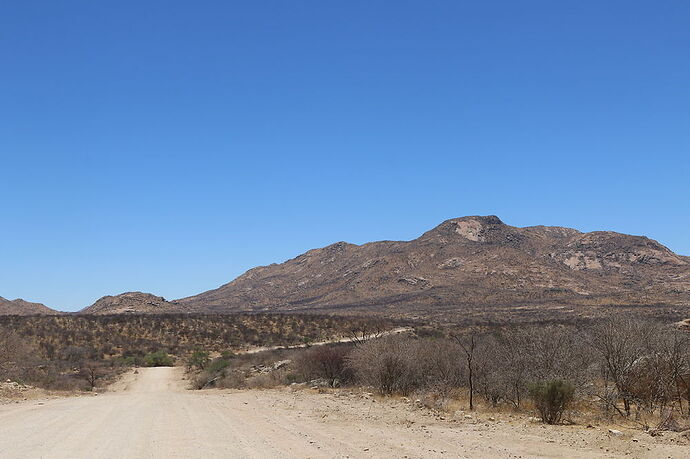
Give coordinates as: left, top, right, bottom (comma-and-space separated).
0, 297, 59, 315
177, 216, 690, 319
80, 292, 185, 315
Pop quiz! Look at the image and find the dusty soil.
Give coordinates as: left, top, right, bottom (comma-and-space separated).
1, 367, 689, 458
0, 381, 52, 405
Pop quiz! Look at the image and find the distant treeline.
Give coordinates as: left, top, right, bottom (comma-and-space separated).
0, 313, 397, 391
0, 313, 394, 360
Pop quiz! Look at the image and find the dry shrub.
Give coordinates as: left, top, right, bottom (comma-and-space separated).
348, 336, 420, 395
295, 344, 353, 386
196, 348, 303, 389
192, 370, 221, 389
473, 326, 592, 409
245, 370, 289, 389
0, 327, 38, 382
415, 338, 464, 398
415, 390, 454, 411
348, 336, 463, 396
42, 373, 89, 391
216, 371, 247, 389
589, 316, 690, 418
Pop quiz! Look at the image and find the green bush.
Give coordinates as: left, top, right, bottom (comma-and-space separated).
207, 357, 230, 374
528, 380, 575, 424
187, 351, 210, 370
190, 356, 233, 389
143, 351, 174, 367
116, 355, 144, 367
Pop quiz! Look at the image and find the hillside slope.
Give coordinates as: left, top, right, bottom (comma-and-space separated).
177, 216, 690, 318
0, 297, 59, 315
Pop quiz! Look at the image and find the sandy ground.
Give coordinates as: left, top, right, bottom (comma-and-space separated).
1, 367, 689, 459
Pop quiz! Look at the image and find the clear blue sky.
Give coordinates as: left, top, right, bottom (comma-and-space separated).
1, 1, 688, 311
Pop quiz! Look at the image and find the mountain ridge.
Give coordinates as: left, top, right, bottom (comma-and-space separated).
175, 216, 689, 318
4, 216, 688, 318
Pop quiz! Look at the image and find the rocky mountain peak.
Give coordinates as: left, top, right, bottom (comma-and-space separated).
423, 215, 526, 246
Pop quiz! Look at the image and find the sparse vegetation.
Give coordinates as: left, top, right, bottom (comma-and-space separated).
345, 335, 464, 397
0, 314, 391, 358
143, 351, 175, 367
0, 314, 393, 392
5, 310, 690, 434
187, 316, 690, 431
187, 350, 211, 371
0, 327, 39, 383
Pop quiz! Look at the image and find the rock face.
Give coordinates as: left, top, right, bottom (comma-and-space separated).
80, 292, 184, 315
0, 297, 59, 315
177, 216, 690, 316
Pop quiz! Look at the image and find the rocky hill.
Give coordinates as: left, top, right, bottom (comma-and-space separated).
8, 216, 688, 321
80, 292, 185, 315
0, 297, 59, 315
177, 216, 690, 321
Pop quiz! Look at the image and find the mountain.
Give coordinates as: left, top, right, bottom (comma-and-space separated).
0, 297, 59, 315
80, 292, 185, 315
177, 216, 690, 320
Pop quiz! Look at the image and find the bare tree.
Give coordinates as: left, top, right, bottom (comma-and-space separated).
493, 331, 530, 409
469, 326, 592, 411
628, 329, 690, 416
474, 335, 503, 406
348, 319, 386, 345
79, 361, 102, 390
588, 316, 658, 416
454, 333, 478, 410
348, 335, 420, 395
415, 338, 464, 399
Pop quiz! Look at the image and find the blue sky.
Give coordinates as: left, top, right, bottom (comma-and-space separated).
1, 1, 688, 311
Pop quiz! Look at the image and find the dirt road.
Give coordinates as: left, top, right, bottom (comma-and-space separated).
1, 367, 688, 458
238, 326, 413, 354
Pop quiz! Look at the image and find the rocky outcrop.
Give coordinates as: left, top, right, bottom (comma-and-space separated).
80, 292, 185, 315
